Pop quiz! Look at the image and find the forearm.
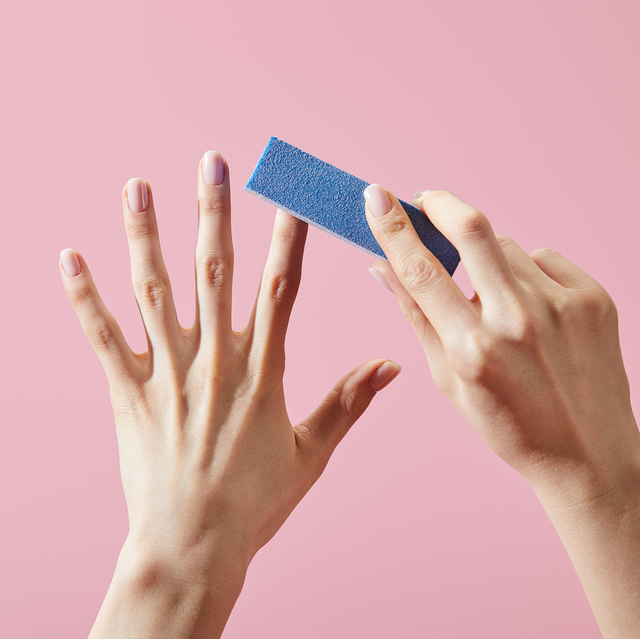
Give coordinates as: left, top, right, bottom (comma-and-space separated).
88, 535, 248, 639
533, 440, 640, 638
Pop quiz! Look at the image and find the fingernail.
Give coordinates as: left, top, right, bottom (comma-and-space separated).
203, 150, 224, 186
369, 267, 393, 292
60, 249, 81, 277
413, 190, 434, 199
127, 178, 149, 213
369, 361, 402, 392
364, 184, 392, 217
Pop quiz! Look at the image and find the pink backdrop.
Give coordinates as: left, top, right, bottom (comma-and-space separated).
2, 0, 639, 636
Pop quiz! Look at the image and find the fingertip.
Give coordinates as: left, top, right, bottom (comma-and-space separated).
364, 184, 393, 217
369, 265, 393, 292
202, 150, 225, 186
126, 177, 150, 213
60, 248, 82, 278
368, 360, 402, 392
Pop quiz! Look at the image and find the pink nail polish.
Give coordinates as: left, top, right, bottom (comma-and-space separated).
364, 184, 392, 217
369, 267, 393, 292
369, 361, 402, 392
203, 150, 224, 186
127, 178, 149, 213
413, 190, 434, 199
60, 249, 81, 277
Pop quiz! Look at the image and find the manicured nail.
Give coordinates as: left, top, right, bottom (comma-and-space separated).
413, 190, 434, 199
364, 184, 392, 217
127, 178, 149, 213
369, 267, 393, 292
203, 150, 224, 186
369, 361, 402, 392
60, 249, 81, 277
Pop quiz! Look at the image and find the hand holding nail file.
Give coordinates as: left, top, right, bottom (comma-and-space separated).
244, 137, 460, 276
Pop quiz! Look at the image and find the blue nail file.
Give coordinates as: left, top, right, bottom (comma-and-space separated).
244, 137, 460, 276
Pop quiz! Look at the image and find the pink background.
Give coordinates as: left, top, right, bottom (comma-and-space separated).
1, 0, 639, 636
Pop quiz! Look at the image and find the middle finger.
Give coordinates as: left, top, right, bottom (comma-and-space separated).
193, 150, 234, 347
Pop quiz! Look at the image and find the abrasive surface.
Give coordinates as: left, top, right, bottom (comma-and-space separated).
245, 137, 460, 276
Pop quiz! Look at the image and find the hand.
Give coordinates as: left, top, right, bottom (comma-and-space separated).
365, 186, 639, 495
58, 153, 401, 638
365, 185, 640, 638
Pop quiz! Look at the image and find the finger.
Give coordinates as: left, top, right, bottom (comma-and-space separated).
193, 151, 234, 345
364, 184, 477, 339
412, 190, 520, 303
369, 260, 452, 389
496, 235, 559, 290
59, 249, 138, 384
529, 247, 595, 289
251, 210, 308, 372
123, 178, 181, 354
369, 259, 443, 354
295, 359, 401, 457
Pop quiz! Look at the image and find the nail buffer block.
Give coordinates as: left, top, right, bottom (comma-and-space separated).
244, 137, 460, 276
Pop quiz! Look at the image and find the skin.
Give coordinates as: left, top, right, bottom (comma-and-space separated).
366, 186, 640, 638
58, 154, 401, 638
59, 149, 640, 637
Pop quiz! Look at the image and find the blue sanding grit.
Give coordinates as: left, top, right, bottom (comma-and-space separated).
244, 137, 460, 276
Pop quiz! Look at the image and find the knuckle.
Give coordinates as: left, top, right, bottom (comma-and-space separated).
500, 298, 540, 344
453, 207, 489, 241
263, 272, 299, 304
135, 276, 168, 309
199, 194, 226, 217
198, 254, 231, 289
88, 319, 118, 351
582, 287, 617, 324
404, 306, 427, 334
274, 222, 300, 244
126, 218, 155, 242
456, 308, 540, 385
378, 213, 412, 244
68, 283, 94, 306
401, 255, 437, 289
456, 329, 496, 383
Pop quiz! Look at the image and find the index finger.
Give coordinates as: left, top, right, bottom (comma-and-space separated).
364, 184, 477, 337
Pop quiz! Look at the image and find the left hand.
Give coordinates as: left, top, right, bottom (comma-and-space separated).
59, 152, 401, 638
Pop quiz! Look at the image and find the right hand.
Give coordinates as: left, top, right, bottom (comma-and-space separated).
364, 185, 640, 499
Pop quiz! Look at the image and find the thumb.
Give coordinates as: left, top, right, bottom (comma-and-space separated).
296, 359, 402, 455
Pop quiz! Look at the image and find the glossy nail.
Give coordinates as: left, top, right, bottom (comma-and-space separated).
364, 184, 392, 217
369, 361, 402, 392
413, 190, 434, 199
369, 267, 393, 292
127, 178, 149, 213
203, 150, 224, 186
60, 249, 81, 277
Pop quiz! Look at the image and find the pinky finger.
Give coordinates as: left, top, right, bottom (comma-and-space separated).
59, 248, 139, 383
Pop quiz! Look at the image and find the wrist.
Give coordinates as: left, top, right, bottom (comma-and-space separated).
529, 441, 640, 528
526, 435, 640, 638
119, 524, 250, 595
88, 531, 249, 639
518, 409, 640, 513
